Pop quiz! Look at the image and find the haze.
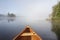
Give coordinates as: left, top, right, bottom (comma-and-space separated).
0, 0, 57, 19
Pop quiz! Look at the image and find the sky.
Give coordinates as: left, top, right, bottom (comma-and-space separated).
0, 0, 58, 19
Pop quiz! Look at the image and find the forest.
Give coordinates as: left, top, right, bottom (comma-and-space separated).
52, 2, 60, 20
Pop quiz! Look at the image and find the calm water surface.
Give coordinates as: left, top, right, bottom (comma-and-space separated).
0, 17, 58, 40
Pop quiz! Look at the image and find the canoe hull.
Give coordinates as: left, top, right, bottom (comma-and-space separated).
13, 25, 42, 40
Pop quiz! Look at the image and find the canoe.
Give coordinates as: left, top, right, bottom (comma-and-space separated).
13, 25, 42, 40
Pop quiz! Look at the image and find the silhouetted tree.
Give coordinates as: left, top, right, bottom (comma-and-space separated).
7, 12, 16, 17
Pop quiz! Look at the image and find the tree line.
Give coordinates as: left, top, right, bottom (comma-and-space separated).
51, 2, 60, 20
0, 12, 16, 17
8, 12, 16, 17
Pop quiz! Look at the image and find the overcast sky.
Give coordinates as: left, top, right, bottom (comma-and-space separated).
0, 0, 58, 19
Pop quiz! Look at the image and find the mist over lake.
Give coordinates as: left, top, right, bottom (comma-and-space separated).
0, 17, 58, 40
0, 0, 60, 40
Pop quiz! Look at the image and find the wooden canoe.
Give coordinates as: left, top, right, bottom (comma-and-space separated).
13, 25, 42, 40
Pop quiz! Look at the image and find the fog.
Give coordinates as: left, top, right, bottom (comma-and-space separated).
0, 0, 57, 19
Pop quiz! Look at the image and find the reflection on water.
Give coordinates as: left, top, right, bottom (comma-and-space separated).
7, 18, 15, 23
0, 17, 15, 23
0, 17, 59, 40
51, 20, 60, 40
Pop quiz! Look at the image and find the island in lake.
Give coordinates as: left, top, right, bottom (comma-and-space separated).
0, 12, 16, 17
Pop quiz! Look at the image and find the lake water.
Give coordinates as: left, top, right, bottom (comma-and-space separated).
0, 17, 59, 40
